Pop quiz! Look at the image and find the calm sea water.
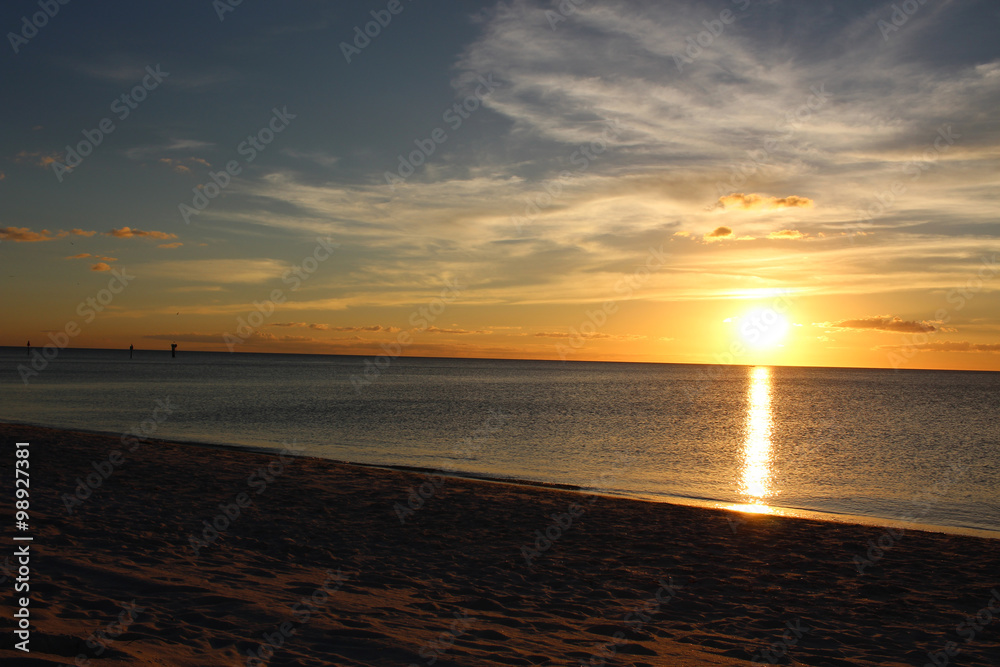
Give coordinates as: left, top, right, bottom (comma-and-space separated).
2, 347, 998, 536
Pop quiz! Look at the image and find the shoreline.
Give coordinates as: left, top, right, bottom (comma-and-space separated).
4, 417, 997, 541
2, 422, 1000, 665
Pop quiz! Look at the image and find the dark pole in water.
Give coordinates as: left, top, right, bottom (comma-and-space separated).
26, 341, 30, 358
171, 342, 177, 358
130, 344, 134, 359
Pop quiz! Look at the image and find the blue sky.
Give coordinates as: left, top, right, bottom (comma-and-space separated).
2, 0, 999, 369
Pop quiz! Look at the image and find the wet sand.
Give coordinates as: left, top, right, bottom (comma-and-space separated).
1, 423, 998, 666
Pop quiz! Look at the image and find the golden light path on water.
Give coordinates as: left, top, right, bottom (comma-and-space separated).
733, 366, 777, 515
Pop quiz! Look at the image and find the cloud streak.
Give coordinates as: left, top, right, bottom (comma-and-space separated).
141, 259, 288, 284
270, 323, 401, 333
66, 253, 117, 261
14, 151, 61, 167
767, 229, 807, 240
425, 326, 492, 335
877, 341, 1000, 354
717, 194, 814, 211
1, 227, 96, 242
819, 316, 937, 334
107, 227, 178, 240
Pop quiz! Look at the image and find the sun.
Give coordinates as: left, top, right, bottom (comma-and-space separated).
736, 308, 790, 349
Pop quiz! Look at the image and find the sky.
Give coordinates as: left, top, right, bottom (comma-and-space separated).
1, 0, 999, 371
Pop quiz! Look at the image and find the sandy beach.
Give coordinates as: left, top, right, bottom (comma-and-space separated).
1, 422, 999, 666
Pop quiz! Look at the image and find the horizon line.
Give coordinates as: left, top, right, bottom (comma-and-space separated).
2, 344, 997, 374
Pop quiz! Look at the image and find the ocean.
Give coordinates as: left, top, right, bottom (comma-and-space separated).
2, 347, 998, 537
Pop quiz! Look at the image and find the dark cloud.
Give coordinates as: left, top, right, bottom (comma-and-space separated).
706, 226, 734, 239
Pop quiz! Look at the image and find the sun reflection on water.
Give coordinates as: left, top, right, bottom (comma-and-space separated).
740, 366, 775, 510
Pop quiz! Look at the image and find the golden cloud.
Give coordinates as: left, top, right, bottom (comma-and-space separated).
717, 193, 814, 211
767, 229, 807, 240
66, 253, 116, 261
14, 150, 62, 167
1, 227, 96, 242
159, 157, 209, 174
90, 263, 112, 272
158, 242, 184, 249
705, 226, 735, 241
107, 226, 178, 240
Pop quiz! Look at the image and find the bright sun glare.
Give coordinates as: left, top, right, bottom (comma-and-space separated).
736, 308, 790, 349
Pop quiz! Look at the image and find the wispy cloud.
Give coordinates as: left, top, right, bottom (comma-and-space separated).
141, 259, 289, 284
69, 58, 236, 89
125, 139, 215, 161
282, 149, 340, 168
